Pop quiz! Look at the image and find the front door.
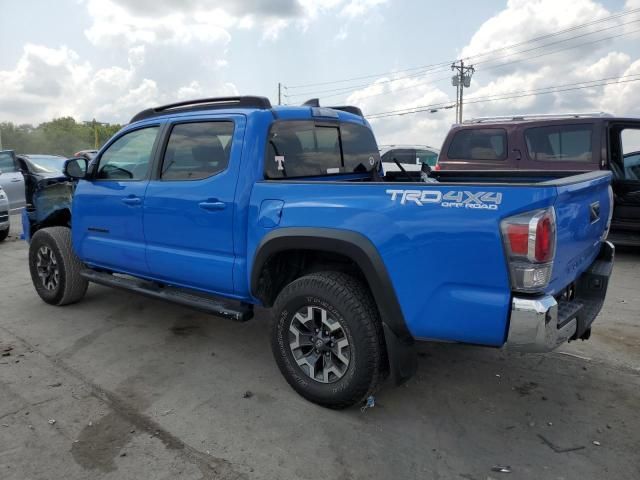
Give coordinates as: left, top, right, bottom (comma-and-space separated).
0, 150, 26, 211
609, 125, 640, 237
72, 125, 161, 275
143, 118, 241, 295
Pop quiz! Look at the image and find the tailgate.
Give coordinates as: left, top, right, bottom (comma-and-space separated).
547, 171, 613, 294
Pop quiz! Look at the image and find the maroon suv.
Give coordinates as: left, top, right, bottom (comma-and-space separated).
437, 113, 640, 245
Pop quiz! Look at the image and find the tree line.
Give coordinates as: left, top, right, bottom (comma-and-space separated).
0, 118, 122, 157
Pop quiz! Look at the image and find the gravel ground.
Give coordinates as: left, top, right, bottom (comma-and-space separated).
1, 215, 639, 480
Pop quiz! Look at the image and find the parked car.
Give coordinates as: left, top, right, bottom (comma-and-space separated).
0, 150, 26, 212
0, 186, 9, 241
22, 96, 614, 409
380, 144, 440, 173
436, 113, 640, 246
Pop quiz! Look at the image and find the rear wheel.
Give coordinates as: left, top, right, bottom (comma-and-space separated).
29, 227, 88, 305
0, 227, 8, 242
271, 271, 386, 409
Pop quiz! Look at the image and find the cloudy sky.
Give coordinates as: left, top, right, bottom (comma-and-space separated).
1, 0, 640, 145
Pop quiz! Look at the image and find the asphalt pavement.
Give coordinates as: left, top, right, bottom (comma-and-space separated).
1, 215, 638, 480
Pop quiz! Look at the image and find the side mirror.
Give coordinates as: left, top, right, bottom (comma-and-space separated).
63, 157, 88, 179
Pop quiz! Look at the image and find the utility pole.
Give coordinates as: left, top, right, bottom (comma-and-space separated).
278, 82, 282, 106
451, 60, 475, 123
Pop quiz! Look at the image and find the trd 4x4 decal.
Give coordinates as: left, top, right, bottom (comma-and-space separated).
386, 189, 503, 210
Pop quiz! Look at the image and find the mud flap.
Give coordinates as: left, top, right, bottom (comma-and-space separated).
383, 322, 417, 385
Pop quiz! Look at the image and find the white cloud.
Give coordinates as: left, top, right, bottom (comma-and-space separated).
0, 44, 237, 124
83, 0, 387, 45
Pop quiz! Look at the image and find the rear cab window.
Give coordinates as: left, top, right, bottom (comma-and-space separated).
265, 121, 380, 179
447, 129, 507, 161
524, 124, 594, 162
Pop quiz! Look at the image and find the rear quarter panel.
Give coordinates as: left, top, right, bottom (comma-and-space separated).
245, 181, 558, 346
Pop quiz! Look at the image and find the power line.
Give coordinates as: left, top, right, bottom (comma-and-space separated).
475, 18, 640, 68
284, 65, 452, 99
461, 7, 640, 64
366, 74, 640, 119
282, 7, 640, 94
285, 15, 640, 104
285, 61, 453, 89
476, 26, 640, 74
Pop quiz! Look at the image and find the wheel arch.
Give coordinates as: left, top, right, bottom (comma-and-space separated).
251, 228, 415, 352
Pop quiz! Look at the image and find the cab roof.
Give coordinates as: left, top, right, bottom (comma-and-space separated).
129, 96, 365, 125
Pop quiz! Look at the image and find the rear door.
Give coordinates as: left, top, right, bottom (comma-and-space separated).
607, 123, 640, 236
72, 125, 161, 275
143, 116, 242, 295
0, 150, 26, 211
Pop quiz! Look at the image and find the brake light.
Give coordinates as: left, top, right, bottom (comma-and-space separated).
501, 207, 556, 293
506, 224, 528, 255
535, 214, 553, 262
434, 164, 441, 171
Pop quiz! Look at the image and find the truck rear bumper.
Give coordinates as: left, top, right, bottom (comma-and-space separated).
505, 241, 615, 353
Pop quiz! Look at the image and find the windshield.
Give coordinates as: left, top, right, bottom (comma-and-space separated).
25, 155, 67, 174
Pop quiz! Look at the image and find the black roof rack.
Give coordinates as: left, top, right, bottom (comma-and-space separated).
300, 98, 363, 117
130, 96, 272, 123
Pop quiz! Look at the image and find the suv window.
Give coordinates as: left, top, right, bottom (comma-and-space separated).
97, 127, 159, 180
525, 124, 593, 162
0, 152, 17, 173
161, 122, 233, 180
416, 149, 438, 167
381, 149, 415, 165
620, 128, 640, 181
265, 121, 379, 179
448, 129, 507, 161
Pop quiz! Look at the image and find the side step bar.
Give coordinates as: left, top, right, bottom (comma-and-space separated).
80, 269, 254, 321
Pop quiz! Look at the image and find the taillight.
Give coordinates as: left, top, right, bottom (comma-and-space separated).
500, 207, 556, 293
434, 163, 441, 171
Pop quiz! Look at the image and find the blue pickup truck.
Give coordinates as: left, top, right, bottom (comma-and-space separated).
23, 96, 615, 408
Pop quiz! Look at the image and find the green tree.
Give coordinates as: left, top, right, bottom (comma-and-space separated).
0, 118, 123, 157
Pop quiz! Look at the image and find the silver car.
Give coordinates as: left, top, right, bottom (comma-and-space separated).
0, 186, 10, 242
0, 150, 26, 212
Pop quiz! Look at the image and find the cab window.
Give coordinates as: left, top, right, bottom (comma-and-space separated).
97, 127, 159, 180
161, 122, 234, 181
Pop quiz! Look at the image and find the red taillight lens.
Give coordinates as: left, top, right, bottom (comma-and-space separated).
434, 164, 441, 171
535, 215, 553, 262
506, 224, 528, 255
500, 207, 556, 293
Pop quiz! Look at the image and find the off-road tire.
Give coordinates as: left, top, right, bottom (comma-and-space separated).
0, 227, 8, 242
271, 271, 386, 409
29, 227, 88, 305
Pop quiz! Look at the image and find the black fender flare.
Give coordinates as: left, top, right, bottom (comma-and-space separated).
251, 227, 416, 383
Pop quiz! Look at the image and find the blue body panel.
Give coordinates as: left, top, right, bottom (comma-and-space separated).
246, 182, 557, 345
62, 104, 612, 348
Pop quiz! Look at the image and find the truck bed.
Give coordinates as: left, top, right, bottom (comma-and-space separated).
248, 170, 612, 346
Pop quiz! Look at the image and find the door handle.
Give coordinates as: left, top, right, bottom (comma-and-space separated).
199, 200, 226, 211
11, 178, 22, 182
122, 195, 142, 206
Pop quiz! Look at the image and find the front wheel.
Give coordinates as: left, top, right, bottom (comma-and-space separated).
271, 271, 386, 409
0, 227, 8, 242
29, 227, 88, 305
